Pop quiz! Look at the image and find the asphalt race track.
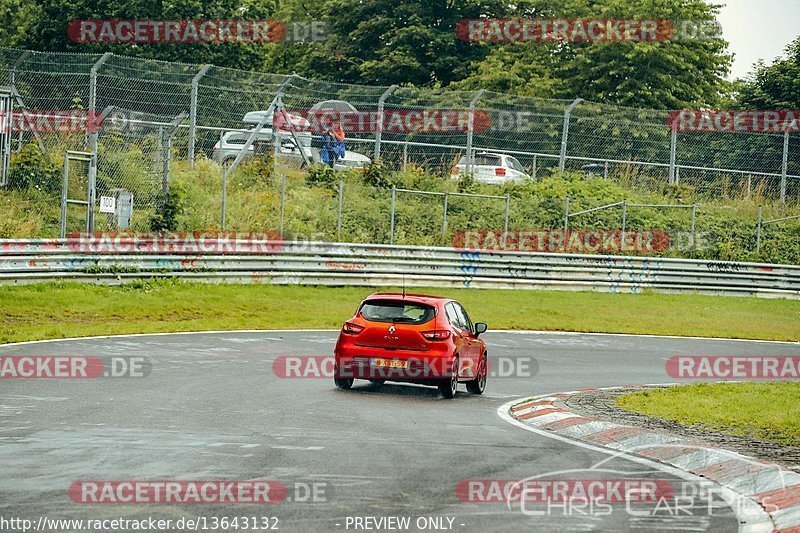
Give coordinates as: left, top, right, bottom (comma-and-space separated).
1, 331, 798, 532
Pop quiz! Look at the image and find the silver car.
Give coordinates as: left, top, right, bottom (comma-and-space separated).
451, 152, 531, 184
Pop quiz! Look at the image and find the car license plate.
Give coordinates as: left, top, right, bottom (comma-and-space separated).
372, 358, 407, 369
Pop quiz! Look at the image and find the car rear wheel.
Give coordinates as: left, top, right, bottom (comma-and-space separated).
466, 354, 487, 395
438, 357, 459, 399
334, 377, 353, 390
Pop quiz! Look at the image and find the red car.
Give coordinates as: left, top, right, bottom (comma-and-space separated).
333, 293, 488, 398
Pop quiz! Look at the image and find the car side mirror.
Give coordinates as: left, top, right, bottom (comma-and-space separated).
474, 323, 488, 336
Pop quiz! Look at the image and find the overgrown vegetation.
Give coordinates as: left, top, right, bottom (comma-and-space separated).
4, 145, 798, 264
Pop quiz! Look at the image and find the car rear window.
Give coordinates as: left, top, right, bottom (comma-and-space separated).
359, 300, 436, 324
474, 154, 502, 166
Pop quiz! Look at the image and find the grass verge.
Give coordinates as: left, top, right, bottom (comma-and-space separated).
617, 382, 800, 446
1, 281, 799, 344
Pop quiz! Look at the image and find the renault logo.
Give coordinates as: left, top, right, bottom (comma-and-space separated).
388, 325, 396, 334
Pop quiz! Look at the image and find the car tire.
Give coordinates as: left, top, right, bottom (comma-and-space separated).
334, 377, 353, 390
466, 354, 487, 395
438, 357, 459, 399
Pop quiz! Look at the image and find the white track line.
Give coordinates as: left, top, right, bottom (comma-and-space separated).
0, 328, 796, 350
497, 397, 774, 533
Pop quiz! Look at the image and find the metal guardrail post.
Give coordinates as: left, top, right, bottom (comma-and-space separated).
465, 90, 484, 174
781, 131, 789, 207
374, 85, 398, 161
559, 98, 582, 172
87, 52, 111, 232
442, 192, 448, 243
390, 185, 396, 245
188, 64, 211, 168
756, 205, 762, 252
337, 180, 343, 242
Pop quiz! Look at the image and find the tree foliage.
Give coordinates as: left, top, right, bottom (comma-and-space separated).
738, 37, 800, 110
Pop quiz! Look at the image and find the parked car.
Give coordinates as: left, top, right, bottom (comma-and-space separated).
333, 293, 488, 398
331, 150, 371, 170
582, 163, 607, 178
451, 152, 530, 184
212, 108, 371, 169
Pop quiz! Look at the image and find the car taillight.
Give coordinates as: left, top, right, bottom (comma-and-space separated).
422, 330, 451, 341
342, 322, 364, 335
495, 167, 506, 176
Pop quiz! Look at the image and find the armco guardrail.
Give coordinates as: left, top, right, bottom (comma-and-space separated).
1, 238, 799, 299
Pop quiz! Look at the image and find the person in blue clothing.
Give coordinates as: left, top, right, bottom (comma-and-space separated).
320, 116, 345, 168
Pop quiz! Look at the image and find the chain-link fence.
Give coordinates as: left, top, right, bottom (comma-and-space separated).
0, 45, 798, 258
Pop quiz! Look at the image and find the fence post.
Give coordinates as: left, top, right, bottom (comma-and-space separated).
442, 192, 448, 243
781, 131, 789, 207
402, 141, 408, 170
188, 64, 211, 168
747, 174, 752, 199
390, 185, 396, 245
465, 89, 484, 174
532, 154, 537, 180
337, 180, 343, 242
756, 205, 762, 252
604, 161, 609, 179
690, 203, 696, 253
621, 200, 627, 245
60, 154, 69, 238
221, 167, 227, 229
279, 174, 286, 239
159, 126, 167, 197
559, 98, 582, 172
374, 85, 398, 161
563, 196, 570, 238
668, 122, 678, 185
8, 50, 30, 86
504, 194, 510, 232
87, 52, 111, 232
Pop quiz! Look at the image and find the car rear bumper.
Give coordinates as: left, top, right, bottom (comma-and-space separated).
334, 349, 454, 381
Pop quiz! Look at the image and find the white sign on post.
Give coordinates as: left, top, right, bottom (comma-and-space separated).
99, 196, 116, 214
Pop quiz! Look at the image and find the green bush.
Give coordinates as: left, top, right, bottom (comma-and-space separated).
150, 181, 188, 231
7, 143, 62, 195
305, 163, 337, 189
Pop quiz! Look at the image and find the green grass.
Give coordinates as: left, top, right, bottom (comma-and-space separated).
617, 382, 800, 446
1, 281, 799, 344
